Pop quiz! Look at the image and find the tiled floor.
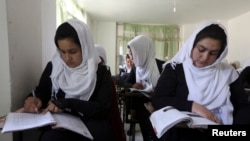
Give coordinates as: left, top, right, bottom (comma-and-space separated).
117, 90, 143, 141
125, 123, 143, 141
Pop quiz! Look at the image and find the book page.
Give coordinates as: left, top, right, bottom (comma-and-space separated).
182, 112, 218, 128
52, 113, 93, 140
1, 112, 56, 133
150, 106, 191, 138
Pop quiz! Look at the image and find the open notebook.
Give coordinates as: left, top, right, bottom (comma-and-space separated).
1, 112, 93, 140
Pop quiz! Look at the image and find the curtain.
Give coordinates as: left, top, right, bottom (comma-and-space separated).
57, 0, 85, 24
121, 23, 180, 61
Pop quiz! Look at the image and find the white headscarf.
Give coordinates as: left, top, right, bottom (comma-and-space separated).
165, 21, 239, 124
95, 44, 107, 64
128, 35, 160, 92
50, 19, 100, 101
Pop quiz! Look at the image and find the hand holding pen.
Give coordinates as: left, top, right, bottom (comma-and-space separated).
32, 90, 39, 113
23, 89, 42, 113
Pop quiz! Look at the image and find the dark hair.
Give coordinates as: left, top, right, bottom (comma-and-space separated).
54, 22, 81, 48
126, 53, 130, 59
193, 24, 227, 58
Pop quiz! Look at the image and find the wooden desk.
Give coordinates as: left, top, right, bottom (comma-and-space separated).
120, 90, 145, 123
121, 91, 149, 97
120, 90, 151, 141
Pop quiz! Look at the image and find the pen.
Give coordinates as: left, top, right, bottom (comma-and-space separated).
32, 89, 36, 98
32, 89, 39, 113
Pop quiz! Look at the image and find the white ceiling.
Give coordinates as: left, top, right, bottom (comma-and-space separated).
76, 0, 250, 25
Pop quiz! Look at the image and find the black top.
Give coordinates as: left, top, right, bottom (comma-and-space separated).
152, 63, 250, 123
239, 66, 250, 88
124, 58, 165, 88
151, 63, 250, 141
32, 62, 114, 140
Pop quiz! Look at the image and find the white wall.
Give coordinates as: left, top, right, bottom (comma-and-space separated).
82, 14, 118, 75
95, 22, 117, 75
0, 0, 11, 140
7, 0, 43, 111
41, 0, 57, 68
0, 0, 56, 141
228, 12, 250, 67
5, 0, 56, 111
181, 20, 228, 43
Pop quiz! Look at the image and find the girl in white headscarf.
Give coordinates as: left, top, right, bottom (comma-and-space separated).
23, 19, 115, 141
152, 21, 250, 141
50, 19, 100, 101
95, 44, 107, 65
127, 35, 161, 92
125, 35, 165, 141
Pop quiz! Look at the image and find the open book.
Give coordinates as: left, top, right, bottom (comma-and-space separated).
1, 112, 93, 140
149, 106, 218, 138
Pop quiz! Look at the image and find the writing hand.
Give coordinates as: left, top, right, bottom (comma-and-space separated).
23, 97, 42, 113
41, 101, 63, 115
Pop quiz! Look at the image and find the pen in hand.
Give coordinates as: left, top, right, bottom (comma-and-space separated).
32, 89, 39, 113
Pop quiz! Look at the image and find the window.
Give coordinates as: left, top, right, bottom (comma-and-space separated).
116, 23, 180, 72
56, 0, 86, 25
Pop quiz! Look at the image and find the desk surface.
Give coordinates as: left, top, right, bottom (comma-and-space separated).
120, 91, 152, 98
245, 88, 250, 92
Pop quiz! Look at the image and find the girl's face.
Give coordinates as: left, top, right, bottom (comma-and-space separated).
126, 58, 133, 68
57, 38, 82, 68
191, 37, 221, 68
128, 47, 133, 60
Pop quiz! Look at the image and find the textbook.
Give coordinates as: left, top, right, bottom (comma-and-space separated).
1, 112, 93, 140
149, 106, 218, 138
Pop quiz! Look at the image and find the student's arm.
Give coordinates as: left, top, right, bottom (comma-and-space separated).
230, 77, 248, 109
34, 62, 53, 107
51, 65, 113, 119
24, 62, 53, 112
230, 77, 250, 124
152, 63, 193, 111
239, 66, 250, 88
124, 66, 136, 88
156, 58, 165, 73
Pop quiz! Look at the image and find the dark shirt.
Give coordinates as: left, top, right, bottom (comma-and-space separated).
239, 66, 250, 88
33, 61, 114, 141
122, 58, 165, 141
152, 63, 250, 141
152, 63, 248, 119
124, 58, 165, 88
